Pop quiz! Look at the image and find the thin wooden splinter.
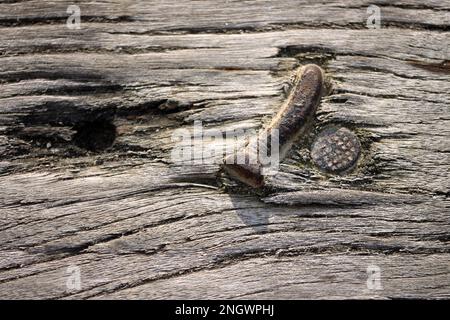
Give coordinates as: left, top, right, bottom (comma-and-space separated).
222, 64, 325, 188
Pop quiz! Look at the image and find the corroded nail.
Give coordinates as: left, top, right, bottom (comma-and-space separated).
222, 64, 325, 188
311, 126, 361, 174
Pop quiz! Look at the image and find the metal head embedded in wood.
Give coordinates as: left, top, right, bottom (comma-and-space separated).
311, 126, 361, 174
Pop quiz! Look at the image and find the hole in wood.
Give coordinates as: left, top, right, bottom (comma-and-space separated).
72, 119, 116, 152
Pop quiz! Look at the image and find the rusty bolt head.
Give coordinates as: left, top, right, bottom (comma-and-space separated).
311, 127, 361, 174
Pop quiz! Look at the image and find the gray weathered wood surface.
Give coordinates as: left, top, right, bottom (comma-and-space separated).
0, 0, 449, 299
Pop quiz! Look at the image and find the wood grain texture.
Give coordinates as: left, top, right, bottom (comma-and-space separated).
0, 0, 449, 299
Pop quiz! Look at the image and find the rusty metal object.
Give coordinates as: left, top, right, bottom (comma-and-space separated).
311, 126, 361, 174
222, 64, 325, 188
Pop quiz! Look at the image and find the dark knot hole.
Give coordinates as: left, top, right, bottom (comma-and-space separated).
72, 119, 116, 152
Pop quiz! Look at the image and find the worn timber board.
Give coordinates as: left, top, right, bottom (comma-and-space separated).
0, 0, 449, 299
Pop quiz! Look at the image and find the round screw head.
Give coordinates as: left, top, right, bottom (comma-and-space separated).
311, 127, 361, 173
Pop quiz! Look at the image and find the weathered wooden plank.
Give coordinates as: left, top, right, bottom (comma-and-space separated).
0, 0, 449, 31
0, 0, 449, 299
101, 254, 450, 299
